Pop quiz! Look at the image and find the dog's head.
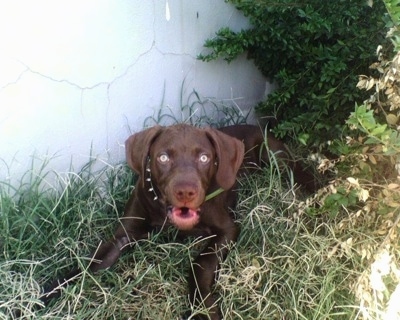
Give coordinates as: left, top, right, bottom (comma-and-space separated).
125, 124, 244, 230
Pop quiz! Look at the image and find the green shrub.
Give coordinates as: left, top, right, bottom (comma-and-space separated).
199, 0, 390, 148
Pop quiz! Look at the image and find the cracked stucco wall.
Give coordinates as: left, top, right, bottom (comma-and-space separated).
0, 0, 267, 186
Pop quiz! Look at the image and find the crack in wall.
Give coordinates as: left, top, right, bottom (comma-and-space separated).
1, 66, 29, 90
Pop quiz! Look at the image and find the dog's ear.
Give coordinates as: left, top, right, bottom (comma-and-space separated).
125, 126, 163, 178
206, 128, 245, 190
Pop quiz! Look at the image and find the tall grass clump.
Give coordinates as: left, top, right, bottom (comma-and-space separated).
0, 156, 136, 319
2, 147, 358, 319
1, 85, 380, 319
143, 86, 251, 128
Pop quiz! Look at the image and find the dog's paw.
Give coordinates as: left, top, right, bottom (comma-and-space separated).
180, 311, 189, 320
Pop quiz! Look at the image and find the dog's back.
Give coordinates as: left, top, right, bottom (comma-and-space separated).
219, 124, 318, 192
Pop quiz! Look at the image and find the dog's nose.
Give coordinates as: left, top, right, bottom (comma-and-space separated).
174, 182, 198, 203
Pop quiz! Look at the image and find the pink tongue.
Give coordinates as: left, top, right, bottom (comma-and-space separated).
169, 207, 200, 230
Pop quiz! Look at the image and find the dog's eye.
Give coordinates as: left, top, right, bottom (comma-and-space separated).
199, 154, 210, 163
158, 153, 170, 163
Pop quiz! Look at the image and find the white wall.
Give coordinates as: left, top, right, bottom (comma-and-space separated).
0, 0, 266, 187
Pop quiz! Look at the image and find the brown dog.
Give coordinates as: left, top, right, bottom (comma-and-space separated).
42, 124, 316, 320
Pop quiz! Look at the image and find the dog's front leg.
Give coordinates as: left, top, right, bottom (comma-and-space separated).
42, 192, 150, 304
89, 205, 151, 272
78, 192, 152, 273
185, 224, 239, 320
88, 233, 138, 272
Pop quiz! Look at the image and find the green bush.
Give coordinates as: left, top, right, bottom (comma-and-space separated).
199, 0, 390, 148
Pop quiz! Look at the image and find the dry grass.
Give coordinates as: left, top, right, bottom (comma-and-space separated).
1, 111, 398, 319
0, 154, 363, 320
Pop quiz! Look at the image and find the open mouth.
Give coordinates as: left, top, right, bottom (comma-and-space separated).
167, 206, 200, 230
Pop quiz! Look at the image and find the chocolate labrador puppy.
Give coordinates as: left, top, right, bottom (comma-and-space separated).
41, 124, 315, 320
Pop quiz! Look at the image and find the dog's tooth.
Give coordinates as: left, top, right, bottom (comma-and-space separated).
148, 188, 153, 192
154, 196, 158, 200
146, 168, 151, 172
146, 178, 151, 181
